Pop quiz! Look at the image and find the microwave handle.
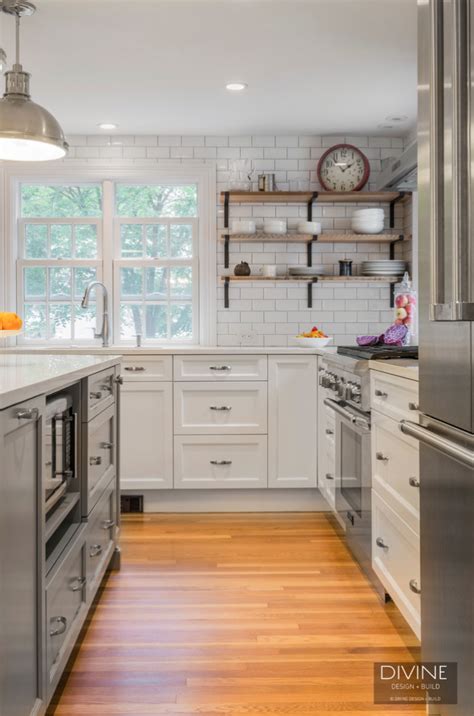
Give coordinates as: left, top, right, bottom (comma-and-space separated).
71, 412, 78, 480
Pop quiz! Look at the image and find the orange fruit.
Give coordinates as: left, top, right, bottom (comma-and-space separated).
0, 312, 22, 330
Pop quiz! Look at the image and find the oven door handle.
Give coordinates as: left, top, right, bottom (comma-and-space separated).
323, 398, 370, 431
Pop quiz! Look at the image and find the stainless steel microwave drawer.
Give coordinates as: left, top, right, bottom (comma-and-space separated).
82, 367, 116, 422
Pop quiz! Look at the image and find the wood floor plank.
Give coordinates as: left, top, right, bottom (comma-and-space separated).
47, 513, 423, 716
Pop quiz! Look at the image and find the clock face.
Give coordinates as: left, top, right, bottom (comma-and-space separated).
317, 144, 370, 192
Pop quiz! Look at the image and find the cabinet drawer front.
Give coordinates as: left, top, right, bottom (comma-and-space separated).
372, 491, 420, 638
372, 411, 420, 533
370, 372, 419, 423
174, 435, 267, 489
174, 355, 267, 381
174, 382, 267, 434
85, 404, 115, 513
46, 533, 87, 684
122, 356, 172, 381
86, 481, 116, 599
83, 367, 115, 421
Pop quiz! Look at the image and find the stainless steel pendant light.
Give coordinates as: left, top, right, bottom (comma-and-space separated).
0, 0, 68, 161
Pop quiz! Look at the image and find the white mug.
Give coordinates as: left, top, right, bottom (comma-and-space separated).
263, 265, 277, 278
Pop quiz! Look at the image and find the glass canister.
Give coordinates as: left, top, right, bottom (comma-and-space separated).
394, 272, 417, 345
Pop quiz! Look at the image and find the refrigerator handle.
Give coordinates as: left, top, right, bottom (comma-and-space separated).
431, 0, 474, 321
399, 420, 474, 469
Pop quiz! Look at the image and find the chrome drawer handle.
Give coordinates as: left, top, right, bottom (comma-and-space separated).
375, 389, 388, 398
89, 456, 102, 466
210, 460, 232, 466
325, 428, 334, 435
210, 406, 232, 411
89, 544, 103, 558
114, 376, 124, 385
15, 408, 39, 420
101, 442, 114, 450
209, 365, 231, 371
101, 520, 116, 530
124, 366, 146, 372
376, 452, 389, 462
90, 391, 102, 400
325, 473, 334, 480
100, 384, 113, 392
409, 579, 421, 595
408, 402, 419, 411
376, 537, 389, 550
50, 616, 67, 637
70, 577, 86, 592
409, 476, 420, 488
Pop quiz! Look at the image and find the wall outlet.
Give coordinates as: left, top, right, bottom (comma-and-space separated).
239, 330, 259, 346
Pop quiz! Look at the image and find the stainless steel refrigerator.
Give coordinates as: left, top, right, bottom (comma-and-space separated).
400, 2, 474, 714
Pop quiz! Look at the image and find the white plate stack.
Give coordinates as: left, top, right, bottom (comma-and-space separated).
361, 260, 407, 276
351, 208, 385, 234
288, 265, 327, 277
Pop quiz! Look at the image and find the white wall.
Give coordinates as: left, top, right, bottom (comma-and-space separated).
52, 133, 409, 346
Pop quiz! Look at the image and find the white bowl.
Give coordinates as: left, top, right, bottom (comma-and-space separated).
353, 208, 384, 216
264, 220, 287, 235
352, 225, 385, 235
231, 220, 256, 234
293, 336, 333, 348
297, 221, 322, 235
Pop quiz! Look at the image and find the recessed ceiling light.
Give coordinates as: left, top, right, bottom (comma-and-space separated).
385, 115, 408, 122
97, 122, 118, 130
226, 82, 247, 92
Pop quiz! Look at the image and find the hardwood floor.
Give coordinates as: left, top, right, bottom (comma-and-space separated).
48, 513, 423, 715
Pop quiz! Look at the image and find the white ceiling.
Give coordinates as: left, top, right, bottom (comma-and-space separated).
0, 0, 417, 136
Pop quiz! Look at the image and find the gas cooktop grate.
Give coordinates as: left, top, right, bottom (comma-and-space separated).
337, 345, 419, 360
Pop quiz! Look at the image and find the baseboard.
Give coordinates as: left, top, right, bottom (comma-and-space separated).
120, 488, 328, 512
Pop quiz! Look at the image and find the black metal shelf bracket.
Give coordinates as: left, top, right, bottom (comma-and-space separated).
223, 191, 231, 269
306, 192, 319, 267
307, 277, 318, 308
388, 234, 405, 308
389, 192, 406, 229
224, 277, 230, 308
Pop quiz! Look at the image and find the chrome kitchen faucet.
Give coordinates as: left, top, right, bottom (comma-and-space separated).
81, 281, 111, 347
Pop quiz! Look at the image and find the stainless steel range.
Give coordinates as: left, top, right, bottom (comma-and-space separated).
319, 352, 384, 596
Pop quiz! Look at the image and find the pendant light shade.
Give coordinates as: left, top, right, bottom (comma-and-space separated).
0, 1, 68, 161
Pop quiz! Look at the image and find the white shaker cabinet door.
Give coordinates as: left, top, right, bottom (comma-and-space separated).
268, 355, 318, 488
120, 381, 173, 490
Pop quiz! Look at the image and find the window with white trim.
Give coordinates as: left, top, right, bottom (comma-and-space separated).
18, 184, 102, 342
16, 179, 203, 344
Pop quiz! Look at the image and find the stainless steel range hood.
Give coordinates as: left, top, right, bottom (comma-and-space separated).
376, 141, 417, 191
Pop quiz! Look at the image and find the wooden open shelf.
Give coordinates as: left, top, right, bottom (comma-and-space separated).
221, 275, 402, 283
220, 190, 407, 204
221, 232, 405, 244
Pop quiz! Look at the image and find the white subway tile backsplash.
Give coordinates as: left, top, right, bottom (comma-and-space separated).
65, 130, 410, 347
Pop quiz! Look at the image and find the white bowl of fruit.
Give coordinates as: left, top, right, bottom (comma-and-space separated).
293, 326, 333, 348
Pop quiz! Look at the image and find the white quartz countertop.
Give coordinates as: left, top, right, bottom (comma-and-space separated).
368, 359, 419, 382
0, 354, 121, 409
1, 345, 337, 357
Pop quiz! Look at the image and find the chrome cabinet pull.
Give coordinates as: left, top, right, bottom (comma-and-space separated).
15, 407, 39, 420
325, 473, 334, 480
325, 428, 334, 435
209, 365, 231, 371
210, 406, 232, 411
50, 616, 67, 637
376, 452, 389, 462
409, 579, 421, 595
114, 375, 124, 385
101, 520, 116, 530
409, 476, 420, 488
408, 402, 419, 411
376, 537, 389, 550
124, 366, 146, 372
89, 456, 102, 466
90, 391, 102, 400
210, 460, 232, 466
69, 577, 86, 592
375, 389, 388, 398
101, 442, 114, 450
89, 544, 103, 558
